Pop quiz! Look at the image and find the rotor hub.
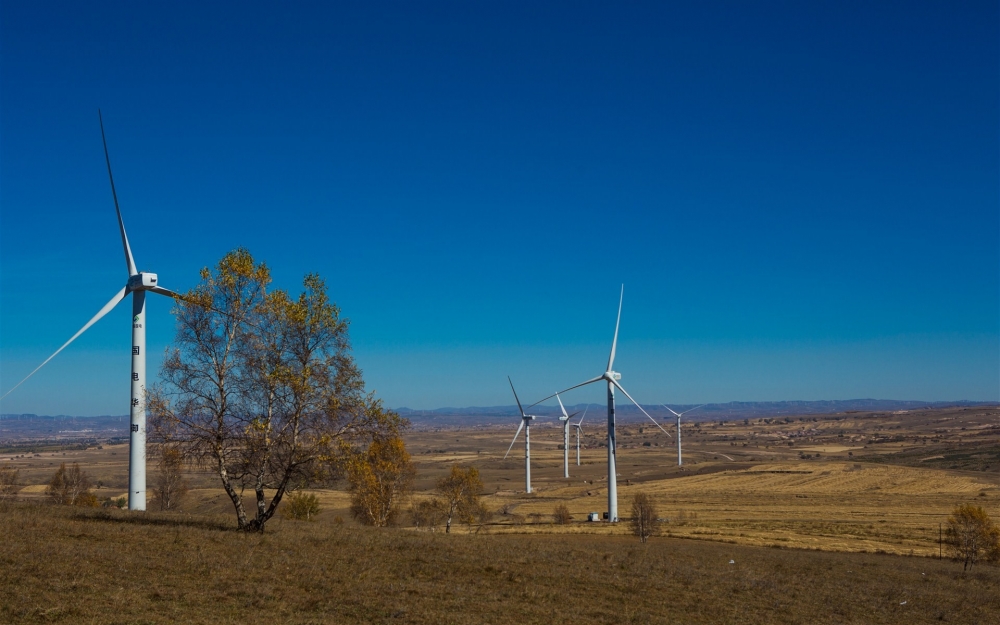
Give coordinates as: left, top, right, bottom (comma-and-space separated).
127, 272, 159, 291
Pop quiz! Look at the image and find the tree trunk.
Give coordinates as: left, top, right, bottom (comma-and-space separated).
217, 453, 248, 529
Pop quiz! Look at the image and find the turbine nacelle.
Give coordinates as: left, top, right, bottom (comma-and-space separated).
603, 371, 622, 382
127, 272, 159, 291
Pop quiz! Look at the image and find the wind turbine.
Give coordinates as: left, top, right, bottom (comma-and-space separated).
555, 394, 581, 478
528, 286, 670, 522
572, 404, 589, 466
663, 404, 704, 466
0, 111, 182, 511
503, 377, 540, 494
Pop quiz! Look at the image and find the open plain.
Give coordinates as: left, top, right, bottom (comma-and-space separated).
2, 405, 998, 623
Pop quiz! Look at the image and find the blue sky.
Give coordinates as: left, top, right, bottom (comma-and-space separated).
1, 2, 997, 414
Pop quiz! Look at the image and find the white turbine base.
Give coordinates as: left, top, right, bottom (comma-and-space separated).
128, 290, 147, 511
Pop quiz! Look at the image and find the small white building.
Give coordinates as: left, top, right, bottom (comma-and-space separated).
587, 512, 600, 522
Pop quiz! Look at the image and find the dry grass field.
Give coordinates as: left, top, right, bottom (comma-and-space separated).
2, 503, 999, 625
2, 405, 998, 623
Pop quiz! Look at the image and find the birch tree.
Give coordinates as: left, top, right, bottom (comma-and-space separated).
46, 463, 92, 506
347, 435, 415, 526
946, 504, 1000, 571
150, 249, 402, 532
151, 446, 189, 511
436, 465, 484, 534
629, 492, 659, 543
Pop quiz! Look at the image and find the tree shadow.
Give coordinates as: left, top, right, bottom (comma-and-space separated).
71, 508, 233, 532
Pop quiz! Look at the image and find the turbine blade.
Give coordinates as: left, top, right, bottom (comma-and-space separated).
507, 376, 525, 417
556, 394, 569, 419
662, 405, 682, 418
681, 404, 706, 416
577, 404, 589, 426
1, 287, 129, 400
503, 419, 525, 459
613, 379, 671, 438
149, 286, 180, 299
607, 284, 623, 371
525, 375, 604, 409
99, 110, 138, 277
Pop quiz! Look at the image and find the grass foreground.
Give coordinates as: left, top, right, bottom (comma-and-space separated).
2, 503, 999, 624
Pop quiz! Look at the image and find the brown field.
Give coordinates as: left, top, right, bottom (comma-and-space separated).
2, 405, 998, 623
3, 503, 1000, 625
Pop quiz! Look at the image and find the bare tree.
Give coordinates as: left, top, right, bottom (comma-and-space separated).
347, 435, 415, 527
553, 504, 572, 524
46, 462, 92, 506
629, 492, 659, 543
0, 465, 20, 502
151, 446, 189, 511
149, 249, 403, 532
436, 465, 484, 533
946, 504, 1000, 571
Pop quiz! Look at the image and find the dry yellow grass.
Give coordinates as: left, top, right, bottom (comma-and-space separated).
471, 462, 998, 556
4, 502, 1000, 625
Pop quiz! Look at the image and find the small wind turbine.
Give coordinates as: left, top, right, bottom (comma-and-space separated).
0, 112, 182, 511
528, 286, 670, 522
503, 377, 540, 494
555, 394, 581, 478
572, 404, 589, 466
663, 404, 704, 466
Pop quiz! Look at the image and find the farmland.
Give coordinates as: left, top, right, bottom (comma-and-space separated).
1, 405, 998, 623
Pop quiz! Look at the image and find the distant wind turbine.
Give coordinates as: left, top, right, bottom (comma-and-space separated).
0, 112, 183, 511
572, 404, 589, 466
529, 286, 670, 522
555, 394, 581, 478
503, 377, 541, 494
663, 404, 704, 466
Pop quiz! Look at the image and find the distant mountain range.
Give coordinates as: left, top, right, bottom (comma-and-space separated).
395, 399, 997, 427
2, 399, 996, 438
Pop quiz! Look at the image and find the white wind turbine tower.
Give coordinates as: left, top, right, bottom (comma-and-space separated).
555, 394, 581, 478
663, 404, 704, 466
503, 377, 540, 493
572, 404, 589, 466
0, 112, 182, 511
529, 286, 670, 522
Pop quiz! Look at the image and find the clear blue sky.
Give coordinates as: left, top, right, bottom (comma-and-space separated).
1, 2, 997, 415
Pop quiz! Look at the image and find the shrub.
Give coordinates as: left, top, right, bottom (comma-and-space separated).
553, 504, 572, 524
74, 492, 100, 508
282, 492, 321, 521
0, 465, 20, 502
411, 499, 446, 529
